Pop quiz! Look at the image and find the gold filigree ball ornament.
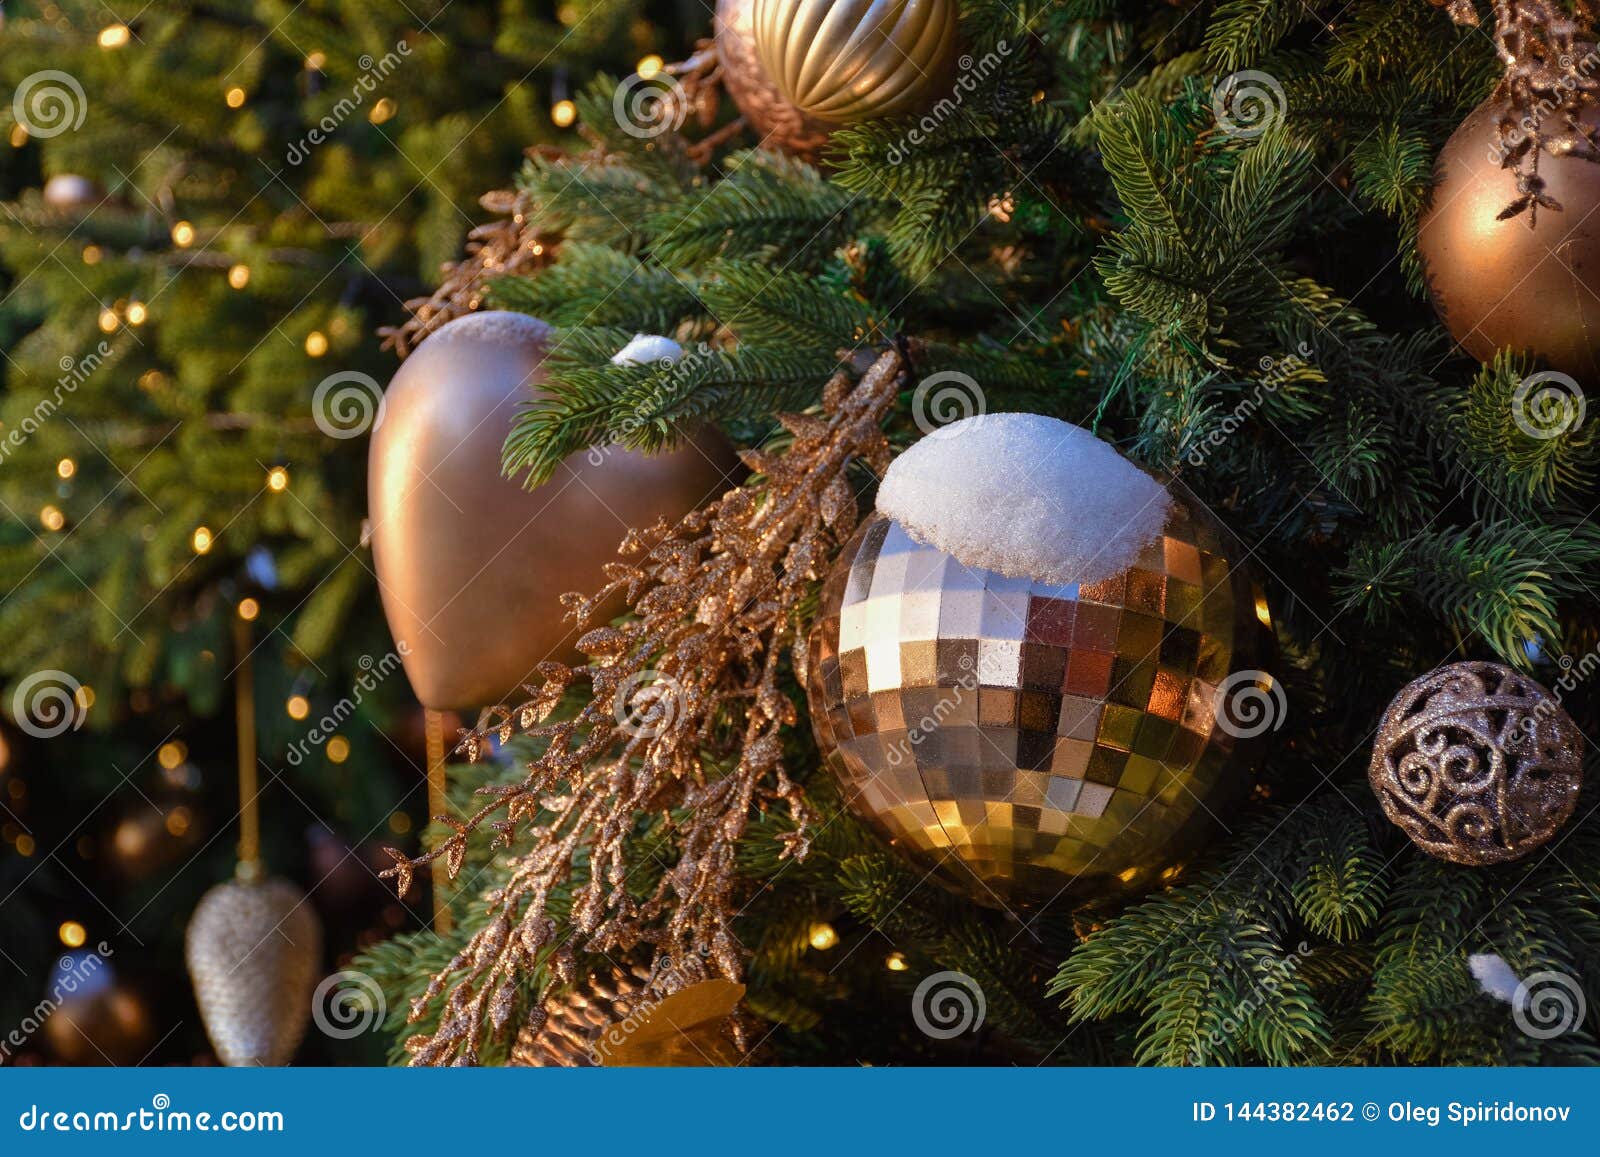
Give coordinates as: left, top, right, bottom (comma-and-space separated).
509, 958, 748, 1067
186, 873, 323, 1065
1419, 2, 1600, 381
1368, 661, 1584, 866
805, 414, 1275, 906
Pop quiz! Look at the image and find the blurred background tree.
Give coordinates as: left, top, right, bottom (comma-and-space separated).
0, 0, 677, 1063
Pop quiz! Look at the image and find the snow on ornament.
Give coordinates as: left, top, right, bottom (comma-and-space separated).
611, 333, 685, 366
805, 413, 1275, 906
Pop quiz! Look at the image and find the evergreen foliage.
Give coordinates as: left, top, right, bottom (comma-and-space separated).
5, 0, 1598, 1067
366, 0, 1600, 1066
0, 0, 664, 1053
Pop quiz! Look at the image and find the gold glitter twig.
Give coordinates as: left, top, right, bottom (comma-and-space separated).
381, 348, 905, 1065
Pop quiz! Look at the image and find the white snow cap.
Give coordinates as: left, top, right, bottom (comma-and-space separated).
612, 333, 684, 366
877, 413, 1173, 586
424, 310, 549, 350
1467, 954, 1521, 1004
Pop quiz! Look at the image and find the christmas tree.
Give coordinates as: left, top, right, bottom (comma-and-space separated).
2, 0, 1597, 1069
354, 0, 1600, 1067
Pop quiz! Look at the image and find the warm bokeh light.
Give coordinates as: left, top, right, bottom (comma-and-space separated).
171, 221, 196, 247
886, 951, 908, 971
327, 736, 351, 764
191, 526, 213, 554
158, 741, 187, 770
237, 597, 260, 622
99, 23, 131, 48
808, 922, 839, 951
286, 695, 310, 721
267, 466, 289, 492
165, 807, 192, 837
228, 263, 251, 289
225, 86, 246, 109
58, 921, 86, 948
368, 98, 396, 124
56, 458, 76, 480
81, 244, 102, 265
304, 331, 329, 357
637, 55, 664, 80
40, 505, 65, 531
125, 301, 147, 326
551, 100, 577, 128
98, 307, 119, 333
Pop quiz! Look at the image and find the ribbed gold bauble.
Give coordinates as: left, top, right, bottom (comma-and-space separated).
186, 876, 322, 1066
1418, 97, 1600, 382
509, 960, 747, 1067
716, 0, 835, 159
752, 0, 960, 123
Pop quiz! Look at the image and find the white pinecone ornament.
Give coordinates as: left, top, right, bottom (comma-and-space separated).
186, 876, 322, 1066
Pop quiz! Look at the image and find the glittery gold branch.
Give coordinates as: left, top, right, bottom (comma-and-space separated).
1440, 0, 1600, 224
378, 178, 556, 358
380, 347, 905, 1066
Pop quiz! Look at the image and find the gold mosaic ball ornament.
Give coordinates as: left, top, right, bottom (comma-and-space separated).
1369, 661, 1584, 866
806, 413, 1274, 907
186, 874, 322, 1066
752, 0, 960, 123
